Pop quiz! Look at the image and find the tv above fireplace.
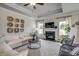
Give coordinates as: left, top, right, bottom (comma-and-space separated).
45, 22, 54, 28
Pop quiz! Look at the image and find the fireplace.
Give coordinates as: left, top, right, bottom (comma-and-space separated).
45, 31, 55, 41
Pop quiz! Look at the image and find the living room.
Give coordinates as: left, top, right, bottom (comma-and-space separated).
0, 3, 79, 56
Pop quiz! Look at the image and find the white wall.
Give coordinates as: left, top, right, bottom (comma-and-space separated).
0, 7, 35, 41
69, 15, 79, 44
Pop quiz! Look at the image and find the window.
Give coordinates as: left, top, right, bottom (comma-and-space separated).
59, 17, 71, 36
59, 21, 67, 35
36, 21, 44, 35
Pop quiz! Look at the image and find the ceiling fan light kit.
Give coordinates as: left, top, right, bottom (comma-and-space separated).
30, 3, 36, 6
24, 3, 44, 9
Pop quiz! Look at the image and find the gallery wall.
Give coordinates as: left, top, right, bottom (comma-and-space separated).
0, 7, 35, 39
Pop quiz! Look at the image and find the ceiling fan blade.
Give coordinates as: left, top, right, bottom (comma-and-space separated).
33, 6, 36, 9
36, 3, 44, 5
24, 3, 30, 6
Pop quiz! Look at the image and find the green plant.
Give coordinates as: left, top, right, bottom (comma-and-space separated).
64, 24, 71, 33
60, 24, 71, 33
60, 24, 71, 44
61, 35, 70, 44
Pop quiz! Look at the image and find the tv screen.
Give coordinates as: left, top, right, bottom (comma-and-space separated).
45, 22, 54, 28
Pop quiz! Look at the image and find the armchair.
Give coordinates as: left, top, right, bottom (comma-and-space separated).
59, 35, 79, 56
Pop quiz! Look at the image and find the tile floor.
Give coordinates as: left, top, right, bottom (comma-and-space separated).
28, 39, 62, 56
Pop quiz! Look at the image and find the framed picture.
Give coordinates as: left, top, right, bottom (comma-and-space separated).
7, 28, 13, 33
7, 16, 25, 33
20, 24, 24, 28
20, 29, 24, 32
7, 16, 13, 21
15, 24, 19, 27
14, 28, 19, 33
7, 22, 13, 27
21, 20, 24, 23
15, 18, 19, 22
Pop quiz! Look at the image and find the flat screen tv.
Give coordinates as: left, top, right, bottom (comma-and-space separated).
45, 22, 54, 28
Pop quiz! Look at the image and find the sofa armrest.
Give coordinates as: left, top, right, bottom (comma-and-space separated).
0, 42, 19, 56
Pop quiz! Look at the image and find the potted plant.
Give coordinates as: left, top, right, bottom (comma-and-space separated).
61, 24, 71, 44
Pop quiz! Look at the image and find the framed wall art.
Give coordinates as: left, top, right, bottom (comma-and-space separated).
20, 24, 24, 28
14, 28, 19, 33
7, 22, 13, 27
20, 29, 24, 32
7, 16, 13, 21
7, 28, 13, 33
15, 18, 19, 22
15, 24, 19, 27
21, 20, 24, 23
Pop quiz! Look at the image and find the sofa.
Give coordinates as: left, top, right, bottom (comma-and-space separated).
0, 34, 32, 56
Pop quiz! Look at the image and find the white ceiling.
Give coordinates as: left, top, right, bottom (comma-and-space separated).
0, 3, 63, 17
16, 3, 62, 17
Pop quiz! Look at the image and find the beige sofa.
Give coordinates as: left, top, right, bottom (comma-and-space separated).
0, 34, 32, 56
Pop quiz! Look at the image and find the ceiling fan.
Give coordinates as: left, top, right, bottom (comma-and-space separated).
24, 3, 44, 9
